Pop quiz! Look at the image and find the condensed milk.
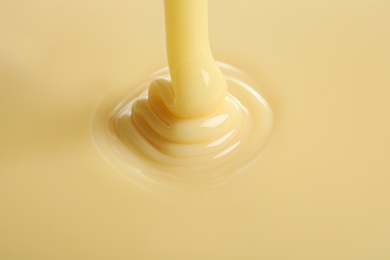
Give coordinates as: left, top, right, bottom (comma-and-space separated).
1, 0, 389, 259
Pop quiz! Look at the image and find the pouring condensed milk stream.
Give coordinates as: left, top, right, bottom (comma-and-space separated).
106, 0, 272, 181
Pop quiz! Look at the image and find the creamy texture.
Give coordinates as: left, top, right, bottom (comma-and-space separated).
163, 0, 227, 117
99, 63, 272, 184
107, 0, 272, 177
1, 0, 390, 259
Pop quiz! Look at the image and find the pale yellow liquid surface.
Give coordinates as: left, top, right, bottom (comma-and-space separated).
1, 0, 390, 259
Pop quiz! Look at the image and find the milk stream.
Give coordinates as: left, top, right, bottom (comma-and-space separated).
105, 0, 272, 181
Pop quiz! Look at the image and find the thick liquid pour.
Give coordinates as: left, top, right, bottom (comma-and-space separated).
108, 0, 272, 178
163, 0, 227, 117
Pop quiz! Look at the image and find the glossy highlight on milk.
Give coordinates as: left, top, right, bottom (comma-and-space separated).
105, 0, 272, 179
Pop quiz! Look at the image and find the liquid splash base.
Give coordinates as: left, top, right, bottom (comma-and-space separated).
92, 62, 272, 187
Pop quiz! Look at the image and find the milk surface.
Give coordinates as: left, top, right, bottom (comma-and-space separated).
1, 1, 390, 259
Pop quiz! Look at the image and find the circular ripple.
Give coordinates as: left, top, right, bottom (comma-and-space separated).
93, 63, 272, 186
